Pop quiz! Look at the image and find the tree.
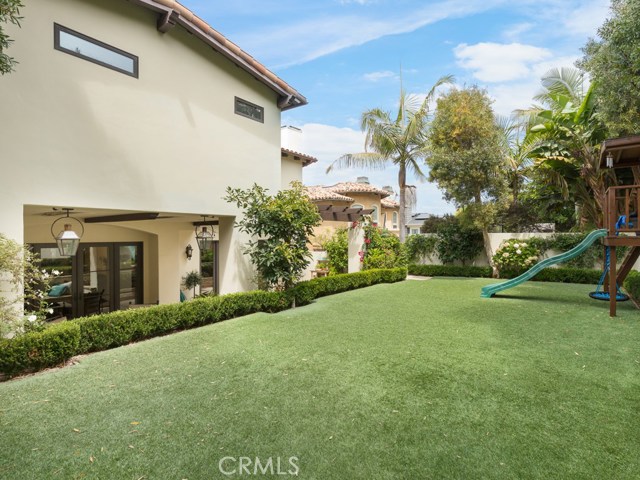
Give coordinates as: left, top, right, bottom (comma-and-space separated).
579, 0, 640, 136
426, 86, 506, 273
1, 233, 52, 336
521, 68, 611, 229
327, 75, 454, 242
0, 0, 24, 75
224, 182, 321, 291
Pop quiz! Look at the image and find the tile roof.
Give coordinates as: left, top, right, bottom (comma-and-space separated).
130, 0, 306, 110
281, 148, 318, 167
381, 198, 399, 209
329, 182, 392, 198
305, 186, 354, 202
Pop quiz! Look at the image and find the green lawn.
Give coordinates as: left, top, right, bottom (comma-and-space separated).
1, 278, 639, 479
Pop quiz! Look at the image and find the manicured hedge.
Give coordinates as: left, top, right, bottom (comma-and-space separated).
0, 322, 81, 377
408, 264, 493, 278
0, 268, 407, 378
623, 271, 640, 302
409, 264, 602, 285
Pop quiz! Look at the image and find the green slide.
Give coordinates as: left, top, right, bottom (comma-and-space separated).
481, 229, 608, 298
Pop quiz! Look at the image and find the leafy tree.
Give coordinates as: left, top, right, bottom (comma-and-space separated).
434, 216, 483, 265
0, 0, 24, 75
426, 86, 506, 271
404, 234, 437, 263
1, 233, 53, 336
521, 68, 611, 229
362, 224, 406, 269
579, 0, 640, 136
224, 182, 321, 291
327, 75, 454, 242
322, 228, 348, 275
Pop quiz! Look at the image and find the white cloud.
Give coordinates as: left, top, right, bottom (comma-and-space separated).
502, 22, 534, 41
363, 70, 397, 82
231, 0, 506, 68
561, 0, 610, 37
292, 123, 455, 215
454, 42, 552, 82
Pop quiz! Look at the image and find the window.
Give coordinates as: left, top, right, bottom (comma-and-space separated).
54, 23, 138, 77
392, 212, 398, 229
410, 228, 420, 235
371, 205, 379, 223
235, 97, 264, 123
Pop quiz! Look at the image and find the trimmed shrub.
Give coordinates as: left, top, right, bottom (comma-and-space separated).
623, 271, 640, 302
1, 269, 405, 379
409, 263, 602, 285
0, 321, 81, 377
75, 291, 290, 353
408, 264, 492, 278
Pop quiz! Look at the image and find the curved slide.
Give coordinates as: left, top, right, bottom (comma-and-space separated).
481, 229, 608, 298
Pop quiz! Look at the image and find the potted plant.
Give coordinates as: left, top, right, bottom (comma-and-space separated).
182, 270, 202, 299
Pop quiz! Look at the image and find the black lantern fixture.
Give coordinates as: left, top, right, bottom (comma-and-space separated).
195, 224, 214, 252
185, 244, 194, 260
50, 208, 84, 257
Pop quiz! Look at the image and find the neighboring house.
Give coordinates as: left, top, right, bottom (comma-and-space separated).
305, 177, 401, 248
406, 213, 433, 236
0, 0, 307, 318
280, 148, 317, 188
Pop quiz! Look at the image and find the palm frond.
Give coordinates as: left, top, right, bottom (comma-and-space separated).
326, 152, 389, 174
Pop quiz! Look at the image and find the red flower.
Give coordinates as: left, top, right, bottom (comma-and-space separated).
364, 238, 371, 244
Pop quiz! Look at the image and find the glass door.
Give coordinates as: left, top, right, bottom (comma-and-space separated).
118, 244, 142, 309
200, 241, 218, 295
36, 246, 74, 319
31, 242, 143, 319
79, 245, 111, 316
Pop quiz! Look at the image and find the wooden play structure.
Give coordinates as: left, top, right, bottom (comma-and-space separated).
600, 135, 640, 316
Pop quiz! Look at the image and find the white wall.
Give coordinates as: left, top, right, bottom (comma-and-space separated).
0, 0, 288, 295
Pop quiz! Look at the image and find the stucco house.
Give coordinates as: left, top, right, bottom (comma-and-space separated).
305, 177, 401, 248
0, 0, 308, 318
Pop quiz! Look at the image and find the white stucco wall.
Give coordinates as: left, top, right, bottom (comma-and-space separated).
0, 0, 289, 296
280, 157, 303, 189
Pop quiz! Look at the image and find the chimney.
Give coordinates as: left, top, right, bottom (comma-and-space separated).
281, 125, 303, 152
356, 176, 370, 184
382, 185, 394, 193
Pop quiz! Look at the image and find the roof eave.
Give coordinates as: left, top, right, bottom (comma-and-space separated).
129, 0, 308, 111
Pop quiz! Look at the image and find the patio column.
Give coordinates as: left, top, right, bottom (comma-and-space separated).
348, 224, 364, 273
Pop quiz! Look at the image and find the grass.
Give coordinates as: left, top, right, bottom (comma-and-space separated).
0, 278, 639, 479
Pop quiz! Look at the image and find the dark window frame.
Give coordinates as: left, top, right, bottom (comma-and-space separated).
54, 23, 139, 78
234, 96, 264, 123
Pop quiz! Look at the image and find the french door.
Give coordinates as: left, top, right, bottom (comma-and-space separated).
34, 242, 143, 319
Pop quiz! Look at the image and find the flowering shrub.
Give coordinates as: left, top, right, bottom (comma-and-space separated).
1, 234, 57, 337
492, 239, 541, 276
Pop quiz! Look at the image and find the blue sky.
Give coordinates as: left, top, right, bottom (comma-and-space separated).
182, 0, 610, 215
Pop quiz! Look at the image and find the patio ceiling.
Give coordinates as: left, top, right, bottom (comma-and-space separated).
600, 135, 640, 169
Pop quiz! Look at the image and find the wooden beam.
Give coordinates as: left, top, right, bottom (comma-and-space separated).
610, 246, 617, 317
193, 220, 219, 226
84, 212, 159, 223
617, 246, 640, 286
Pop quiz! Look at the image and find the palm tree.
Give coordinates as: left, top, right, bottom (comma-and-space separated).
518, 67, 611, 228
327, 75, 454, 242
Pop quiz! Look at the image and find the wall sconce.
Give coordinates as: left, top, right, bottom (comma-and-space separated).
185, 244, 193, 260
50, 208, 84, 257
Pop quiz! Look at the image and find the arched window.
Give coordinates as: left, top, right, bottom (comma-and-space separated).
392, 211, 398, 229
371, 205, 379, 223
